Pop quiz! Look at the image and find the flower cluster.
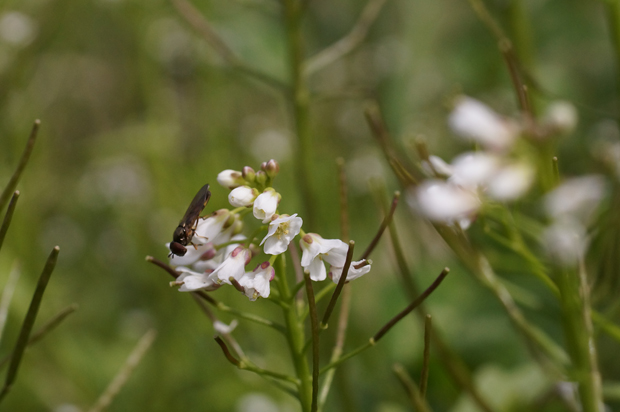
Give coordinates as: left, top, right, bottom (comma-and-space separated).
167, 160, 372, 300
411, 96, 552, 228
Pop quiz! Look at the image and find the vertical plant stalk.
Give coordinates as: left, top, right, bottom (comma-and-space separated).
419, 314, 432, 399
606, 2, 620, 118
282, 0, 315, 228
317, 158, 354, 412
318, 284, 352, 411
558, 263, 603, 412
87, 329, 157, 412
0, 263, 21, 345
303, 271, 320, 412
393, 363, 432, 412
467, 0, 531, 119
0, 120, 39, 212
276, 254, 312, 412
0, 191, 19, 252
0, 246, 59, 404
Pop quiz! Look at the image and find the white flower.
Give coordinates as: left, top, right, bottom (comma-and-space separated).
542, 217, 587, 268
544, 175, 606, 222
542, 101, 577, 134
217, 169, 245, 189
208, 246, 252, 285
238, 262, 275, 301
172, 267, 221, 292
487, 163, 534, 201
261, 214, 303, 255
193, 209, 230, 244
330, 259, 371, 284
412, 180, 481, 225
448, 96, 518, 152
300, 234, 348, 281
253, 189, 280, 223
228, 186, 259, 207
422, 155, 453, 177
192, 235, 245, 273
449, 152, 499, 189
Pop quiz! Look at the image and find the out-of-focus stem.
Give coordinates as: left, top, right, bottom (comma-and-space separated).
0, 120, 39, 212
0, 246, 59, 404
419, 314, 432, 399
373, 180, 495, 412
557, 264, 603, 412
393, 363, 432, 412
282, 0, 315, 228
87, 329, 157, 412
606, 2, 620, 119
0, 191, 19, 252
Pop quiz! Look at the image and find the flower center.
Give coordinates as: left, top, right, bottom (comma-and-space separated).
275, 222, 290, 239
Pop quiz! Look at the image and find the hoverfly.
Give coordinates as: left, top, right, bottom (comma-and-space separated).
169, 184, 211, 257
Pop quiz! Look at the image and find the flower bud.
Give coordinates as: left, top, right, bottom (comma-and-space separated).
228, 186, 258, 207
242, 166, 256, 183
255, 170, 267, 186
253, 188, 280, 223
217, 169, 245, 189
263, 159, 280, 178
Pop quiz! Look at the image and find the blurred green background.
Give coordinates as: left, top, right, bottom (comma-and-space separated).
0, 0, 618, 411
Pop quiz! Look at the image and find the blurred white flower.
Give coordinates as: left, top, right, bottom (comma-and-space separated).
449, 152, 499, 188
330, 259, 371, 284
544, 175, 606, 222
300, 234, 348, 281
261, 214, 303, 255
235, 393, 280, 412
253, 189, 280, 223
542, 101, 578, 134
208, 246, 252, 285
217, 169, 245, 189
412, 180, 481, 225
172, 267, 221, 292
487, 163, 534, 201
422, 155, 453, 177
542, 217, 587, 268
0, 12, 37, 47
238, 262, 275, 300
228, 186, 258, 207
448, 96, 518, 152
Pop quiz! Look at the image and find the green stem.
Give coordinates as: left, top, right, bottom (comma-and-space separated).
276, 255, 312, 412
558, 266, 603, 412
606, 1, 620, 119
282, 0, 315, 228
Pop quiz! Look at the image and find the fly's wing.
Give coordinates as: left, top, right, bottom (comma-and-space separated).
178, 184, 211, 227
